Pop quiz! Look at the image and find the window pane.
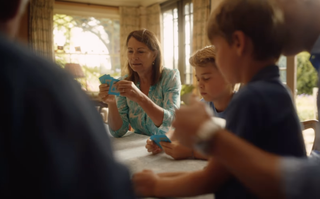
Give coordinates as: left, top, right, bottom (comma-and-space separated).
277, 55, 287, 83
185, 3, 189, 15
163, 10, 174, 69
184, 1, 193, 84
53, 14, 120, 92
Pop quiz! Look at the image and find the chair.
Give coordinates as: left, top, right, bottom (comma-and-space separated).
301, 119, 319, 153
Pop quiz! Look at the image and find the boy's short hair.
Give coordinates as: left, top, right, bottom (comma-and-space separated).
207, 0, 284, 60
189, 45, 217, 67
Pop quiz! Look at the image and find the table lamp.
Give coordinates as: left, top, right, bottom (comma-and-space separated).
64, 63, 86, 90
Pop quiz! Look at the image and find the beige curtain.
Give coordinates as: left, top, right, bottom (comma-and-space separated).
120, 7, 139, 75
146, 4, 161, 41
192, 0, 211, 93
192, 0, 211, 52
29, 0, 54, 59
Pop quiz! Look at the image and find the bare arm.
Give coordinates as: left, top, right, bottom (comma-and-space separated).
107, 101, 123, 131
157, 172, 188, 178
208, 130, 284, 199
154, 158, 230, 197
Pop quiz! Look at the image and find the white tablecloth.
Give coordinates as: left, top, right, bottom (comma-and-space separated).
110, 131, 214, 199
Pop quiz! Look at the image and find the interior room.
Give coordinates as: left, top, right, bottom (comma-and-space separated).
12, 0, 319, 198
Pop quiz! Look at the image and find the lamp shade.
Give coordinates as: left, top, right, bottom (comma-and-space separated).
65, 63, 85, 78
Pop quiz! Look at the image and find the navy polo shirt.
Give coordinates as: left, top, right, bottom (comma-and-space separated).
215, 65, 306, 199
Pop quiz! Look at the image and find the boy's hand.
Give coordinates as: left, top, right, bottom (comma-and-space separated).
161, 141, 193, 160
172, 95, 211, 147
146, 139, 162, 154
132, 170, 159, 197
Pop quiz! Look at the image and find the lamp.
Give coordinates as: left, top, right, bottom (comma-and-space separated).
64, 63, 86, 90
64, 63, 85, 78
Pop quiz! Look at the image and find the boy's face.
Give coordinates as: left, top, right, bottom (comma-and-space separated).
195, 63, 231, 102
210, 36, 241, 84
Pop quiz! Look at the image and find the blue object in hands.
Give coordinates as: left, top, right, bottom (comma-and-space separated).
150, 134, 171, 149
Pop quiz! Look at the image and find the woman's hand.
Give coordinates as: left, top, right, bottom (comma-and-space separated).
146, 139, 162, 154
115, 80, 144, 103
160, 141, 193, 160
132, 170, 159, 197
98, 84, 116, 104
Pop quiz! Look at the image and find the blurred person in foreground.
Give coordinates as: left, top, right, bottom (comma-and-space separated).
0, 1, 134, 198
172, 0, 320, 198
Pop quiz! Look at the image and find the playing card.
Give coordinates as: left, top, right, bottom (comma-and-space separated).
99, 74, 111, 84
108, 79, 120, 96
150, 134, 171, 149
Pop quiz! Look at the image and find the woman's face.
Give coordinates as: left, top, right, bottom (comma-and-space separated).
127, 37, 157, 74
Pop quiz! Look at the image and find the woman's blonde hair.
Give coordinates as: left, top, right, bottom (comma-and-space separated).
125, 29, 163, 85
189, 45, 217, 67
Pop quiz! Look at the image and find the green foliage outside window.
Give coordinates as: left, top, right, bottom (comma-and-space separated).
297, 52, 318, 95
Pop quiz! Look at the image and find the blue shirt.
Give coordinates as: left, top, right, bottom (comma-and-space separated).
201, 95, 234, 119
109, 68, 181, 137
216, 65, 306, 199
281, 35, 320, 199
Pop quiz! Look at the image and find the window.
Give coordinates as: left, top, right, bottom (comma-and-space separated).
278, 55, 287, 83
161, 0, 193, 84
53, 3, 120, 92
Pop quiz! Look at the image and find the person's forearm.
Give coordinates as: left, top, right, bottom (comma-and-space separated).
137, 95, 164, 127
107, 101, 123, 131
209, 130, 284, 199
154, 170, 211, 197
157, 172, 188, 178
194, 150, 209, 160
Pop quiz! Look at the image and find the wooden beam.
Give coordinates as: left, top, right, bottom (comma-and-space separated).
286, 56, 297, 98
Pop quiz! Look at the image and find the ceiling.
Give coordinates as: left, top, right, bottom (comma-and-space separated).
57, 0, 169, 7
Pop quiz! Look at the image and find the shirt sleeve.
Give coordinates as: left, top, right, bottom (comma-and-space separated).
280, 155, 320, 199
108, 94, 130, 138
157, 69, 181, 133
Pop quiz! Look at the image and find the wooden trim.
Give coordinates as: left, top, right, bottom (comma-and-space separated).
54, 1, 119, 19
286, 56, 297, 98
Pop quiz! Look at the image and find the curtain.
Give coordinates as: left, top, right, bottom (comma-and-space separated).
120, 7, 139, 75
192, 0, 211, 53
29, 0, 54, 59
192, 0, 211, 93
146, 4, 161, 41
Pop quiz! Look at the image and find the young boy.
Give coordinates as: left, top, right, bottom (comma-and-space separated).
145, 45, 235, 160
133, 0, 306, 198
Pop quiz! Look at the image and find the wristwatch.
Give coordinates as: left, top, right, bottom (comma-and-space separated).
194, 118, 223, 156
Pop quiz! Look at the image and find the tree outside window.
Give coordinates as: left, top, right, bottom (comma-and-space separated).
53, 14, 120, 92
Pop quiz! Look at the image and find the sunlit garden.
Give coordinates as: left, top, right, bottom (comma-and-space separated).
296, 52, 318, 121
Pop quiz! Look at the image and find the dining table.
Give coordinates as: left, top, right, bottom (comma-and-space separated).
109, 131, 214, 199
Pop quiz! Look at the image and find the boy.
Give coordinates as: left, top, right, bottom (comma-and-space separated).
146, 45, 235, 160
133, 0, 306, 198
170, 0, 320, 198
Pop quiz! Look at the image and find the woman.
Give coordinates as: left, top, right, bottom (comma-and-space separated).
99, 29, 181, 137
